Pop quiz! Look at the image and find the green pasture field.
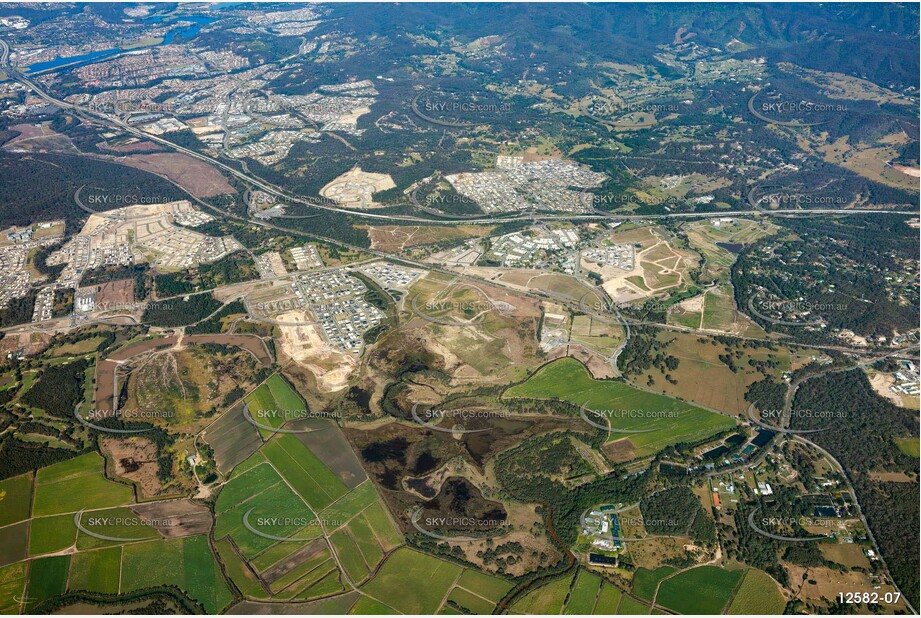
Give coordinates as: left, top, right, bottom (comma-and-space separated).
33, 453, 133, 516
67, 546, 122, 594
0, 562, 28, 614
593, 582, 624, 614
701, 288, 737, 329
330, 528, 370, 583
656, 565, 744, 614
346, 512, 384, 568
349, 595, 397, 614
895, 437, 920, 457
274, 563, 337, 600
245, 383, 283, 438
267, 374, 306, 412
293, 568, 344, 600
616, 595, 650, 615
249, 539, 314, 573
215, 480, 319, 558
504, 358, 735, 456
25, 555, 70, 613
214, 538, 267, 599
120, 535, 233, 614
565, 569, 602, 614
28, 513, 77, 555
75, 507, 161, 550
268, 547, 332, 595
448, 586, 496, 614
726, 568, 786, 614
361, 548, 463, 614
262, 434, 348, 510
320, 481, 377, 521
632, 565, 677, 601
355, 500, 401, 551
512, 573, 573, 614
455, 568, 513, 602
215, 460, 280, 514
245, 374, 308, 438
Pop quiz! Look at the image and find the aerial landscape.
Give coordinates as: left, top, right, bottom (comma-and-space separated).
0, 2, 917, 615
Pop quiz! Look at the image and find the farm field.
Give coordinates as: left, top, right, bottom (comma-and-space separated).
320, 480, 378, 521
74, 506, 161, 550
243, 373, 307, 438
564, 569, 603, 614
360, 548, 462, 614
120, 535, 233, 613
214, 538, 267, 599
655, 565, 744, 614
204, 401, 263, 475
330, 528, 370, 583
67, 546, 122, 594
0, 522, 28, 567
261, 433, 349, 510
615, 594, 650, 615
214, 463, 319, 558
0, 474, 32, 527
349, 595, 399, 614
32, 452, 133, 516
455, 568, 514, 603
295, 420, 369, 490
504, 358, 736, 457
448, 586, 496, 614
726, 568, 787, 614
213, 437, 399, 603
593, 582, 624, 614
0, 563, 28, 614
511, 572, 573, 614
24, 555, 70, 613
632, 565, 677, 601
28, 514, 77, 555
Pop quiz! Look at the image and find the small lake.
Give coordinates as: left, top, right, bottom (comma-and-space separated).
716, 242, 744, 254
